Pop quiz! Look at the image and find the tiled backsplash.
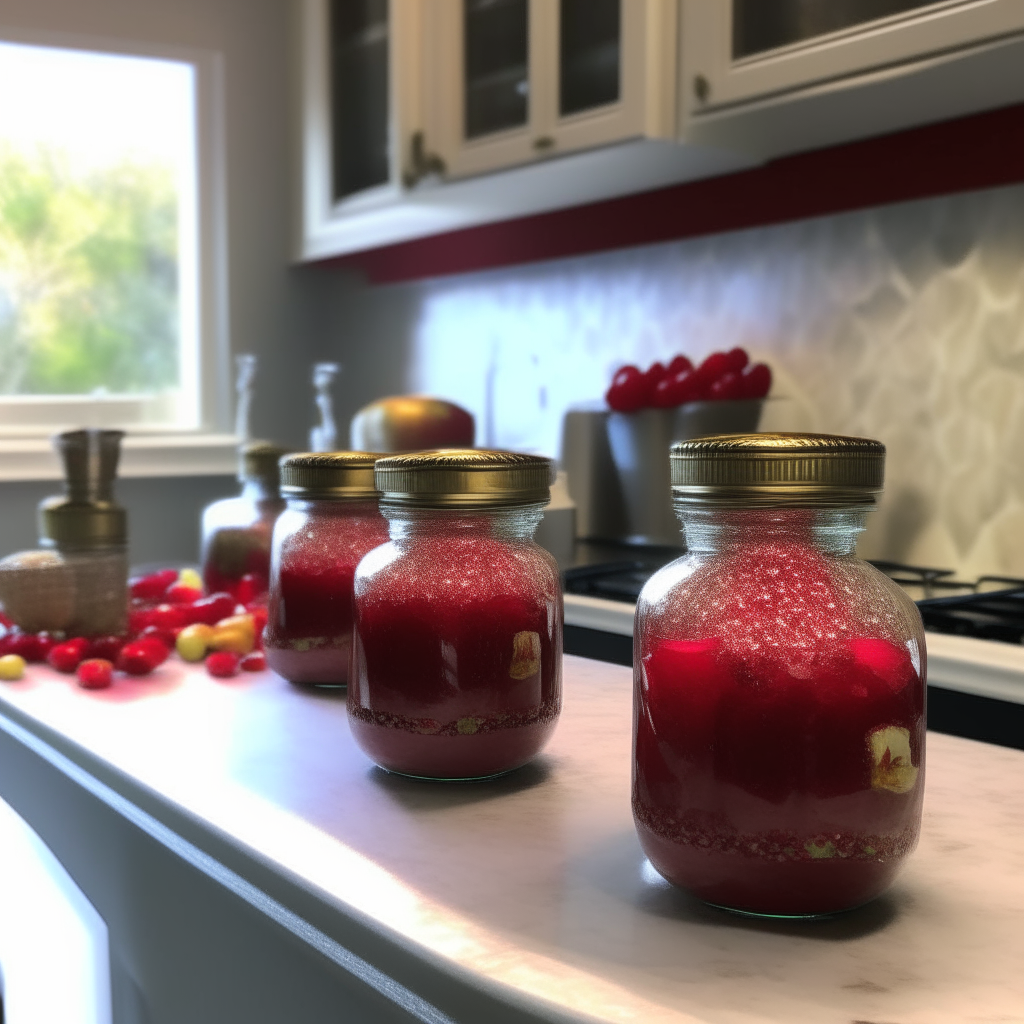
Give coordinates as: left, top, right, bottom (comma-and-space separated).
405, 182, 1024, 580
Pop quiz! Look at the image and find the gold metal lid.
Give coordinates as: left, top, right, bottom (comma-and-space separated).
240, 440, 291, 486
375, 449, 553, 508
670, 432, 885, 508
280, 451, 385, 500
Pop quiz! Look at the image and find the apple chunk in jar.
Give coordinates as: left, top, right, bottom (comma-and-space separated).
348, 450, 563, 781
633, 433, 926, 917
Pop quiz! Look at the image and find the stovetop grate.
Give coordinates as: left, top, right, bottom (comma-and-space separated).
563, 554, 1024, 645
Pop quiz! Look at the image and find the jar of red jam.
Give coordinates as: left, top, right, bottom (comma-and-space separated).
265, 452, 389, 685
349, 450, 562, 781
634, 433, 925, 917
200, 441, 290, 601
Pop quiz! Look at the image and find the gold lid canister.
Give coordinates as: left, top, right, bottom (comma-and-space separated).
670, 432, 886, 508
240, 440, 292, 486
279, 451, 385, 500
375, 449, 553, 508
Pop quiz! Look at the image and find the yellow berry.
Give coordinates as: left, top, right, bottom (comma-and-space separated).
178, 567, 203, 591
0, 654, 26, 681
209, 626, 255, 655
214, 614, 255, 645
176, 623, 214, 662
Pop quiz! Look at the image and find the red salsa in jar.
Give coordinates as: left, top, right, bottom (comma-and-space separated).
265, 452, 388, 685
201, 442, 290, 601
634, 433, 925, 917
349, 450, 562, 780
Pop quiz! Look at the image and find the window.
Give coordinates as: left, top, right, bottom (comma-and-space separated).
0, 40, 202, 433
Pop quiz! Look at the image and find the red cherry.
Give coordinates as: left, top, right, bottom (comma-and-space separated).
605, 365, 647, 413
666, 354, 693, 376
725, 347, 749, 373
651, 374, 680, 408
186, 593, 237, 626
655, 368, 707, 407
695, 351, 732, 385
233, 573, 264, 606
146, 604, 189, 632
708, 371, 743, 400
128, 608, 156, 635
77, 659, 113, 690
206, 651, 240, 678
129, 569, 178, 602
47, 638, 91, 673
638, 362, 667, 408
139, 625, 178, 651
740, 363, 772, 399
116, 640, 165, 676
88, 635, 127, 661
164, 584, 203, 605
5, 633, 46, 663
240, 651, 266, 672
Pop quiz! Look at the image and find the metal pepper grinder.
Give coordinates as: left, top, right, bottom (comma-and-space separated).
38, 429, 129, 636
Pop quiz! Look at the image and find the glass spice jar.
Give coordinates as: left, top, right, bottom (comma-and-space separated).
348, 450, 563, 781
200, 441, 290, 601
633, 433, 926, 918
265, 452, 389, 686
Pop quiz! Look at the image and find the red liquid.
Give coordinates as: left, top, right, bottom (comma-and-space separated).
634, 538, 925, 916
349, 534, 562, 779
265, 508, 388, 685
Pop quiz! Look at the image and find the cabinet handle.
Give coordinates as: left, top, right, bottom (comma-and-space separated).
403, 131, 446, 188
693, 75, 710, 104
533, 136, 555, 152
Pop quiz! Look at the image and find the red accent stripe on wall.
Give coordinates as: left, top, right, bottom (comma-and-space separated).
336, 102, 1024, 286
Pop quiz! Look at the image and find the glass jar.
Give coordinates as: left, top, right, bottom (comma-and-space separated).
349, 450, 563, 781
265, 452, 389, 686
201, 441, 290, 600
634, 433, 926, 918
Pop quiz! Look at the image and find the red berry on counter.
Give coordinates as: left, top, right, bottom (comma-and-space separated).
128, 607, 155, 635
233, 573, 265, 606
5, 632, 46, 663
47, 638, 91, 673
116, 639, 166, 676
666, 354, 693, 376
146, 604, 189, 632
77, 659, 113, 690
187, 592, 237, 626
206, 650, 240, 678
709, 371, 743, 401
139, 625, 178, 651
725, 347, 749, 373
240, 651, 266, 672
164, 584, 203, 605
88, 634, 126, 661
605, 365, 647, 413
740, 362, 772, 399
129, 569, 179, 602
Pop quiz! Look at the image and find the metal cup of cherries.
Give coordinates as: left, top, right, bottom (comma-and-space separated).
605, 348, 771, 412
0, 568, 267, 691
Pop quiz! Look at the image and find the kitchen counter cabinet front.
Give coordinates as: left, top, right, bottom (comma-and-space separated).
0, 656, 1022, 1023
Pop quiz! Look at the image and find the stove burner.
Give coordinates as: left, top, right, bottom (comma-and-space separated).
564, 552, 1024, 645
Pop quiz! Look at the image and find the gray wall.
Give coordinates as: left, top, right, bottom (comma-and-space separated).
0, 476, 237, 569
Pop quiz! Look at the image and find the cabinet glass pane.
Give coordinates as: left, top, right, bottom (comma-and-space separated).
733, 0, 943, 58
560, 0, 620, 117
330, 0, 389, 202
464, 0, 529, 140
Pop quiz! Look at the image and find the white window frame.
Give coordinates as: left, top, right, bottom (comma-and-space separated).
0, 25, 236, 480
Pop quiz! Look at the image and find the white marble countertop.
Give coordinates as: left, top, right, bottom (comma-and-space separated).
0, 655, 1023, 1023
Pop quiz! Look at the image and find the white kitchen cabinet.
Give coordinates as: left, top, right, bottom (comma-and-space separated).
681, 0, 1024, 158
295, 0, 753, 261
420, 0, 677, 181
